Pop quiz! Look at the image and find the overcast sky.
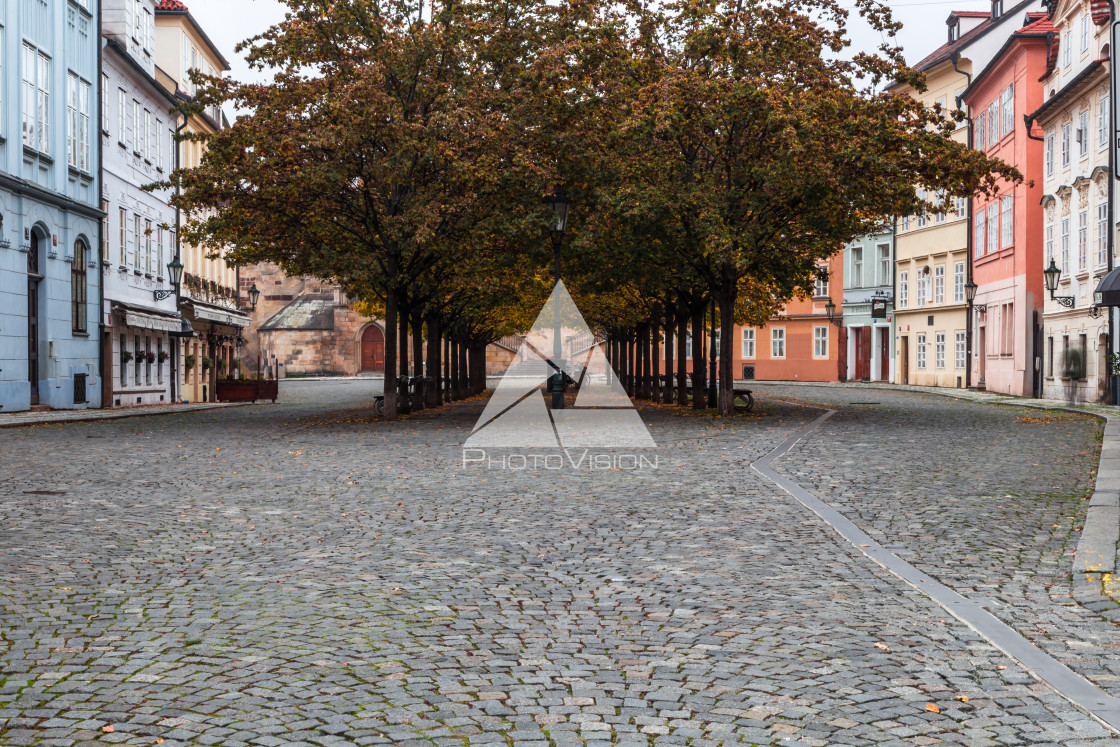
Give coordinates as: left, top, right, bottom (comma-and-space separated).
184, 0, 999, 100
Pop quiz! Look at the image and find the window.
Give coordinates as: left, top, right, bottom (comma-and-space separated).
1001, 303, 1015, 356
814, 269, 828, 297
22, 45, 50, 153
67, 73, 90, 171
813, 326, 828, 358
134, 0, 143, 40
1064, 29, 1072, 67
145, 219, 153, 273
101, 73, 108, 133
916, 190, 927, 228
72, 241, 87, 333
1081, 13, 1089, 52
852, 247, 863, 286
144, 7, 154, 52
741, 328, 755, 358
934, 265, 945, 304
1078, 210, 1088, 271
771, 328, 785, 358
935, 333, 946, 369
134, 335, 142, 383
119, 208, 127, 265
987, 102, 998, 147
118, 88, 126, 144
1098, 203, 1108, 267
1046, 133, 1054, 176
1046, 223, 1055, 264
975, 209, 986, 257
976, 111, 986, 151
140, 107, 149, 158
145, 336, 152, 385
132, 100, 140, 153
955, 196, 967, 219
899, 271, 909, 309
157, 226, 164, 276
1101, 94, 1110, 149
685, 331, 692, 359
156, 119, 163, 169
955, 332, 966, 370
1001, 195, 1013, 248
1061, 217, 1070, 272
878, 244, 890, 285
954, 262, 965, 303
987, 202, 999, 255
1048, 337, 1054, 377
120, 334, 128, 386
133, 215, 141, 270
916, 271, 926, 307
100, 200, 109, 262
157, 338, 163, 383
935, 190, 946, 223
1061, 123, 1070, 166
916, 333, 927, 369
1079, 110, 1089, 158
901, 215, 910, 232
1001, 84, 1013, 137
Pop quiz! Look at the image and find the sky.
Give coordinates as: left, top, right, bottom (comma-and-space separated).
183, 0, 1001, 100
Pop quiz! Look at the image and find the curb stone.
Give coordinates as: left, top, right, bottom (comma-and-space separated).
0, 401, 254, 430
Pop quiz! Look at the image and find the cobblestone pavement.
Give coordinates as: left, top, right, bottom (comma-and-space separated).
1, 381, 1118, 746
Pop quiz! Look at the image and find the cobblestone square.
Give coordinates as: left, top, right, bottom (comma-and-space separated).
2, 380, 1119, 745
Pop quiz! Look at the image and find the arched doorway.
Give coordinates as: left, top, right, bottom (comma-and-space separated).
360, 325, 385, 372
27, 231, 43, 404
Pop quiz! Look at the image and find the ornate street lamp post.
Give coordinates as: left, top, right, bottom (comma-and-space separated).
544, 190, 570, 409
153, 257, 183, 301
824, 298, 843, 328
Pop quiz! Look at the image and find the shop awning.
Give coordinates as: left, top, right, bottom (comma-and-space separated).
187, 302, 251, 328
1094, 267, 1120, 307
113, 302, 190, 333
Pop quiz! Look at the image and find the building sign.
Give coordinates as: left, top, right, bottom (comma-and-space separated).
871, 298, 888, 319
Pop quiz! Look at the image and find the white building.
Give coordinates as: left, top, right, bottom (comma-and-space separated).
100, 0, 182, 407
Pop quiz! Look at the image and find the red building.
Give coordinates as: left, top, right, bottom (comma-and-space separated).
961, 12, 1050, 396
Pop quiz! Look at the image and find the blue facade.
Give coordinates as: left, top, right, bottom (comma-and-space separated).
0, 0, 102, 411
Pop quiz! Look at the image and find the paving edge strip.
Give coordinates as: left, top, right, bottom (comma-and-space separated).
751, 407, 1120, 733
0, 401, 254, 429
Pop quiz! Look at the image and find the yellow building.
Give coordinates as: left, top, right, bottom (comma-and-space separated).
155, 0, 249, 402
892, 3, 1040, 388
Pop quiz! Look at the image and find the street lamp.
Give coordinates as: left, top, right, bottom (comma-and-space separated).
154, 257, 183, 301
1044, 259, 1076, 309
247, 283, 260, 311
824, 298, 842, 328
544, 189, 570, 409
964, 280, 986, 314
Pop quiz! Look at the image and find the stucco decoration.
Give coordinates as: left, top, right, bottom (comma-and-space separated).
1074, 175, 1091, 203
1056, 184, 1072, 215
1091, 165, 1110, 197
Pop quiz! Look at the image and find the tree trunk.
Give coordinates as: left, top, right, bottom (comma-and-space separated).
676, 303, 688, 405
708, 300, 718, 409
470, 343, 486, 395
718, 290, 736, 417
411, 309, 425, 411
426, 313, 441, 407
663, 309, 674, 404
398, 304, 411, 414
691, 305, 706, 410
651, 319, 661, 403
444, 334, 452, 401
458, 338, 468, 397
383, 293, 398, 419
450, 337, 461, 401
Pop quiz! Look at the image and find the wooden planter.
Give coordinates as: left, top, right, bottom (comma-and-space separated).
216, 379, 279, 403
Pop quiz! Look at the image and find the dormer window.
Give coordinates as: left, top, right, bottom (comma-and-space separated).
949, 19, 960, 42
991, 0, 1003, 19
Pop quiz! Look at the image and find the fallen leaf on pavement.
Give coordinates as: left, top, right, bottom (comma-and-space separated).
926, 704, 939, 713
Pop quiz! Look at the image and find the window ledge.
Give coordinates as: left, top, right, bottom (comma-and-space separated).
118, 141, 127, 150
72, 331, 90, 337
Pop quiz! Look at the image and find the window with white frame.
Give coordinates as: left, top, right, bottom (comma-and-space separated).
1098, 203, 1108, 267
813, 326, 828, 358
1079, 110, 1089, 158
22, 44, 50, 154
100, 73, 108, 133
954, 262, 964, 303
1081, 13, 1089, 52
899, 271, 909, 309
976, 111, 986, 151
144, 219, 152, 273
100, 199, 109, 261
131, 100, 140, 153
1001, 195, 1013, 248
935, 333, 946, 369
148, 112, 157, 163
1064, 29, 1072, 67
1046, 224, 1054, 264
1001, 85, 1013, 137
685, 331, 692, 359
916, 190, 927, 228
878, 244, 890, 285
741, 328, 755, 358
1101, 94, 1110, 149
133, 215, 141, 270
156, 119, 163, 169
987, 102, 998, 147
1045, 133, 1054, 175
118, 88, 126, 144
66, 73, 90, 172
987, 202, 999, 254
901, 215, 909, 232
771, 328, 785, 358
814, 268, 829, 297
157, 226, 164, 276
935, 190, 946, 223
1078, 210, 1087, 271
955, 196, 967, 218
141, 108, 149, 159
916, 333, 927, 369
1060, 217, 1070, 272
119, 208, 127, 265
955, 332, 966, 369
934, 265, 945, 304
975, 209, 986, 257
852, 247, 862, 286
1061, 123, 1070, 166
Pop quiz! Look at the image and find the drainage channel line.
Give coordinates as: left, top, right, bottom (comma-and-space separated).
750, 407, 1120, 733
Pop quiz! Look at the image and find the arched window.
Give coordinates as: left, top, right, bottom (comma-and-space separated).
72, 239, 87, 333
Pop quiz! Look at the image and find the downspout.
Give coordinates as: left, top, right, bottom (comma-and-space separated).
891, 219, 897, 382
952, 52, 975, 388
1109, 9, 1116, 402
174, 112, 188, 402
96, 5, 106, 407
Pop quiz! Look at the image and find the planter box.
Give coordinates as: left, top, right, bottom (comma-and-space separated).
216, 380, 279, 403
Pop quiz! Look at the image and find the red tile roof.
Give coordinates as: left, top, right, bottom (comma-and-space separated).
1017, 14, 1057, 35
155, 0, 188, 11
1092, 0, 1110, 25
910, 1, 1036, 72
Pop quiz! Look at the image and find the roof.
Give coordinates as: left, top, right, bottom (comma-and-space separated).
952, 11, 991, 17
911, 0, 1037, 72
260, 293, 338, 331
1026, 59, 1107, 125
155, 0, 188, 9
154, 0, 231, 71
962, 13, 1056, 99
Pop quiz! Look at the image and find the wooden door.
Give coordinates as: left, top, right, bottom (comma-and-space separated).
899, 336, 909, 384
854, 327, 870, 381
27, 234, 41, 404
361, 325, 385, 372
879, 328, 889, 381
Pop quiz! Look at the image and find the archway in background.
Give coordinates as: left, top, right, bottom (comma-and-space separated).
360, 324, 385, 373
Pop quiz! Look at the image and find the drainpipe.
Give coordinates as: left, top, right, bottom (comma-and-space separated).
96, 3, 106, 407
1109, 9, 1116, 402
953, 52, 975, 388
891, 219, 897, 383
174, 112, 188, 402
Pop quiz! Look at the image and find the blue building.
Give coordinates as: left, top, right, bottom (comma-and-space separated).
0, 0, 102, 411
841, 229, 895, 382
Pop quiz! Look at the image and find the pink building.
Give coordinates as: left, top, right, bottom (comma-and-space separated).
961, 12, 1050, 396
